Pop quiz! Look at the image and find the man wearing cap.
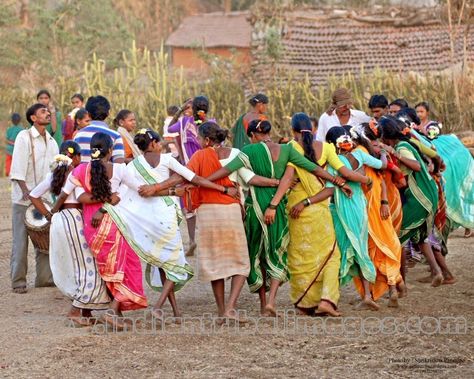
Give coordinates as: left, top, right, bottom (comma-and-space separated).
315, 88, 371, 142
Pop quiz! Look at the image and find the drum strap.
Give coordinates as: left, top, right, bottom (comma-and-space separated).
28, 130, 37, 186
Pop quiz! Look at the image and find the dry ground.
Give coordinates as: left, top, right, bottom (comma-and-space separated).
0, 177, 472, 378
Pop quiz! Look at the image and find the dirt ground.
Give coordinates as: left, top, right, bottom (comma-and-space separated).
0, 177, 472, 379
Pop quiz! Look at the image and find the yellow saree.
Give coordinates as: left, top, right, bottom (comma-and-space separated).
286, 141, 340, 309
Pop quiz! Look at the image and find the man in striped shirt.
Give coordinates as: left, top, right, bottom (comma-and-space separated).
74, 95, 125, 163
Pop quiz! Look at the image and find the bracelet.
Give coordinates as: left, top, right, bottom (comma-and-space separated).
99, 207, 107, 214
338, 181, 346, 187
169, 187, 176, 196
381, 200, 389, 205
304, 198, 311, 207
268, 203, 278, 210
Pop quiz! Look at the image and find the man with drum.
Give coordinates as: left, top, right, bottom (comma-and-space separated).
10, 103, 59, 293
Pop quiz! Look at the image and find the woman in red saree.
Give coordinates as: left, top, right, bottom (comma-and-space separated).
66, 133, 147, 326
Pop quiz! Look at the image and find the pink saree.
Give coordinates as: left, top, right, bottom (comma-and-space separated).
71, 163, 147, 310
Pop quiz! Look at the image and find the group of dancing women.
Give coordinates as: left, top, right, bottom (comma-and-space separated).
27, 91, 474, 328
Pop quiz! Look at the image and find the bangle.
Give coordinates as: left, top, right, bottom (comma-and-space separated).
268, 203, 278, 210
169, 187, 176, 196
338, 181, 346, 187
99, 207, 107, 214
381, 200, 389, 205
304, 198, 311, 207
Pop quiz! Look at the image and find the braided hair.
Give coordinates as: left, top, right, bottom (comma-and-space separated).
50, 141, 81, 196
291, 112, 316, 163
89, 132, 113, 203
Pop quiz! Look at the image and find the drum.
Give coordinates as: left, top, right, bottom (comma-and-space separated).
24, 202, 52, 254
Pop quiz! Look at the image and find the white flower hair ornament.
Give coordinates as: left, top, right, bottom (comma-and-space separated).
90, 148, 102, 160
426, 122, 441, 140
336, 134, 354, 151
50, 154, 73, 171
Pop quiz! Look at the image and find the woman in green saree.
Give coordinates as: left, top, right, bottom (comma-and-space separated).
205, 120, 354, 316
379, 116, 443, 287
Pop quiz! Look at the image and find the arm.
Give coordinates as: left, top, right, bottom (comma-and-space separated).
380, 177, 390, 220
248, 175, 279, 187
396, 150, 421, 172
29, 175, 53, 220
10, 133, 30, 200
264, 166, 295, 225
138, 172, 184, 197
206, 153, 245, 182
290, 187, 334, 219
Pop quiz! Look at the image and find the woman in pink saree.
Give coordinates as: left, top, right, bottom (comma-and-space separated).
64, 133, 147, 326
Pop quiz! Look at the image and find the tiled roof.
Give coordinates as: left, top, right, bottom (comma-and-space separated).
166, 11, 251, 48
251, 12, 474, 84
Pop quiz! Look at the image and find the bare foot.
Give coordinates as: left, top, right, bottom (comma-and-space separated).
356, 298, 380, 311
103, 312, 125, 330
185, 242, 197, 257
442, 277, 457, 285
316, 301, 341, 317
223, 309, 248, 324
431, 273, 443, 287
397, 282, 408, 298
417, 275, 432, 283
295, 307, 314, 316
68, 315, 92, 327
151, 308, 165, 324
263, 304, 277, 317
388, 291, 399, 308
464, 228, 472, 238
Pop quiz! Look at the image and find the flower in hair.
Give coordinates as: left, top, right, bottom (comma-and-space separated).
256, 120, 263, 132
137, 128, 148, 135
426, 124, 441, 140
335, 134, 354, 151
349, 127, 359, 140
67, 147, 75, 155
91, 148, 101, 159
50, 154, 72, 171
369, 119, 379, 136
401, 127, 411, 136
197, 110, 206, 121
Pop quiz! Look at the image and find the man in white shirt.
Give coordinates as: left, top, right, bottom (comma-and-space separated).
315, 88, 371, 142
10, 103, 59, 293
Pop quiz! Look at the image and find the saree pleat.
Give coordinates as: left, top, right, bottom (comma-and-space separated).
286, 141, 340, 308
352, 147, 402, 301
329, 155, 376, 286
73, 163, 147, 311
397, 141, 438, 245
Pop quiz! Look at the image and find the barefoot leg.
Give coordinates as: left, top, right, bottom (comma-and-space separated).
388, 285, 399, 308
259, 267, 267, 315
317, 300, 341, 317
419, 242, 443, 286
211, 279, 226, 317
186, 215, 196, 256
360, 276, 380, 311
224, 275, 246, 320
433, 250, 455, 283
400, 247, 408, 282
264, 278, 280, 317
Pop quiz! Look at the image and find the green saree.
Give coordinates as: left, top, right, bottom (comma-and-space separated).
397, 141, 439, 244
226, 142, 317, 292
231, 114, 250, 150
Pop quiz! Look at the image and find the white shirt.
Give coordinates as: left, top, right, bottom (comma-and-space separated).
315, 109, 371, 142
10, 126, 59, 205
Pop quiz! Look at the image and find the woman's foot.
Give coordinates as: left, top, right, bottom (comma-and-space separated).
223, 309, 248, 324
316, 301, 341, 317
417, 275, 433, 283
431, 272, 443, 287
103, 311, 125, 330
388, 291, 399, 308
397, 281, 408, 298
12, 286, 27, 294
442, 277, 457, 285
185, 242, 197, 257
295, 307, 314, 316
464, 228, 472, 238
262, 304, 277, 317
151, 307, 165, 324
356, 298, 380, 311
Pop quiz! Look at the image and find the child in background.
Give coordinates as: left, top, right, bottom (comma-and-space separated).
71, 108, 91, 139
310, 116, 318, 138
5, 113, 24, 176
62, 94, 85, 141
163, 105, 180, 157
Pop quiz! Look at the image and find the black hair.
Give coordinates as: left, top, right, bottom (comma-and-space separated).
26, 103, 48, 125
396, 107, 421, 126
247, 119, 272, 137
167, 105, 179, 117
389, 98, 409, 109
74, 108, 89, 129
89, 133, 113, 202
192, 96, 209, 123
325, 126, 350, 146
368, 94, 388, 109
198, 121, 228, 143
71, 93, 84, 102
51, 141, 81, 196
249, 93, 269, 107
85, 95, 111, 121
361, 122, 379, 141
379, 115, 410, 141
36, 89, 51, 100
291, 112, 316, 163
11, 113, 21, 125
415, 101, 430, 112
134, 129, 161, 152
113, 109, 133, 128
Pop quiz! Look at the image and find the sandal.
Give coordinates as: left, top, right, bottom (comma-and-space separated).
12, 286, 27, 294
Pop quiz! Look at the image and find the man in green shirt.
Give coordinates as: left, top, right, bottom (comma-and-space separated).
5, 113, 24, 176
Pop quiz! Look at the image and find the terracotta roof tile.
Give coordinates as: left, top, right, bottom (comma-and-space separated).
166, 11, 251, 48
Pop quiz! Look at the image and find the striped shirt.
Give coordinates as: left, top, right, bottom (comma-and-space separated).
74, 121, 124, 163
